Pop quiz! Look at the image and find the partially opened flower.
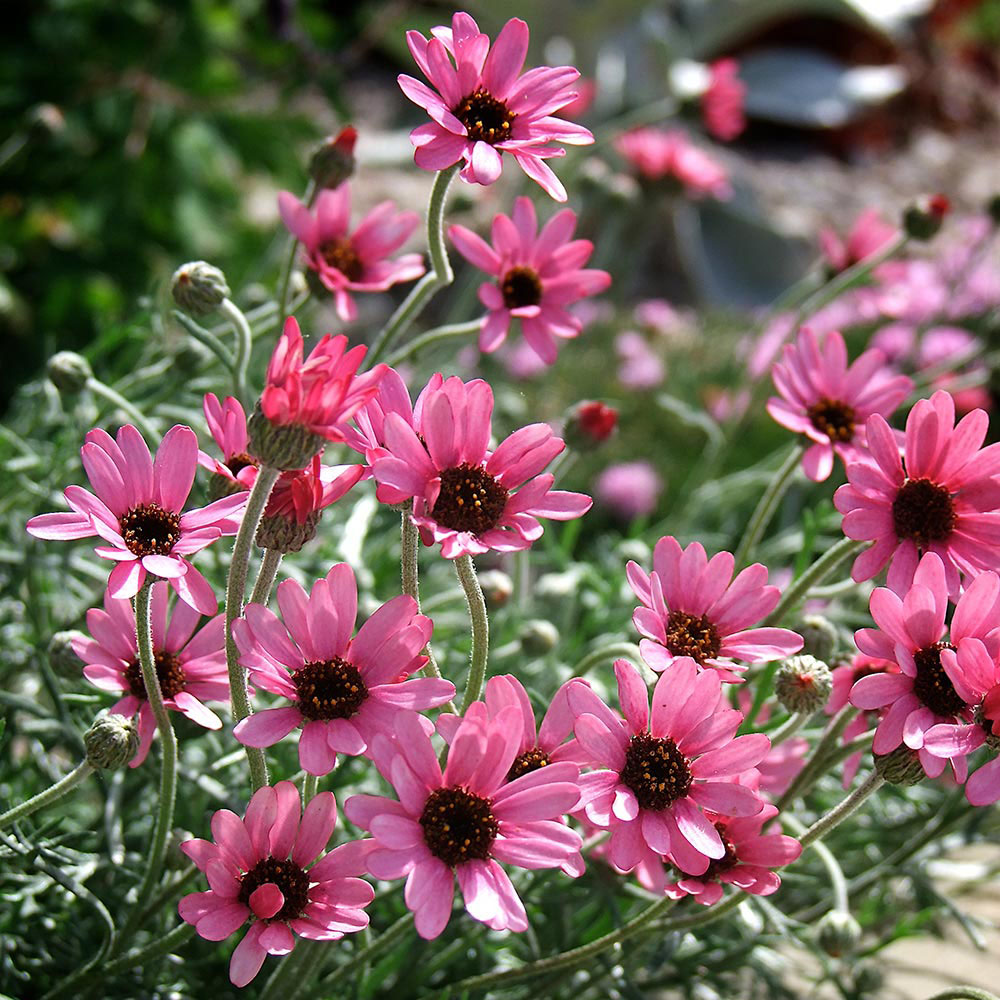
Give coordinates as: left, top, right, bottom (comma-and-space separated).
344, 705, 582, 939
819, 208, 897, 274
627, 535, 803, 682
72, 582, 228, 765
178, 782, 373, 987
27, 424, 246, 614
834, 390, 1000, 596
615, 127, 731, 199
398, 11, 593, 201
198, 393, 258, 497
448, 197, 610, 364
232, 563, 452, 775
767, 328, 912, 482
278, 185, 424, 322
371, 375, 592, 558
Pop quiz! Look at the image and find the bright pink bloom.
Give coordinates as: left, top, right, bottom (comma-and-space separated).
702, 59, 746, 141
834, 390, 1000, 597
627, 535, 803, 683
819, 209, 897, 274
398, 12, 593, 201
198, 393, 258, 494
27, 424, 245, 615
72, 582, 227, 765
345, 705, 583, 939
767, 328, 912, 482
232, 564, 452, 775
568, 659, 768, 875
615, 127, 731, 199
371, 375, 592, 558
178, 781, 373, 987
277, 185, 424, 322
595, 461, 663, 520
449, 197, 610, 364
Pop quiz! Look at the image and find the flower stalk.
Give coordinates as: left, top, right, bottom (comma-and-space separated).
767, 537, 867, 625
733, 442, 804, 568
455, 554, 489, 714
219, 297, 253, 402
799, 770, 885, 848
0, 760, 92, 831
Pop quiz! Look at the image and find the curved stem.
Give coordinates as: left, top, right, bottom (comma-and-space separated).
767, 538, 867, 626
219, 298, 253, 402
171, 310, 236, 369
922, 991, 1000, 1000
768, 711, 809, 748
776, 705, 860, 810
0, 760, 92, 831
783, 815, 848, 913
733, 443, 804, 568
278, 179, 316, 319
261, 937, 326, 1000
571, 642, 643, 678
89, 923, 195, 987
385, 319, 482, 368
226, 465, 281, 792
312, 913, 411, 996
249, 547, 283, 607
86, 378, 158, 440
364, 165, 458, 369
455, 555, 489, 714
799, 770, 884, 849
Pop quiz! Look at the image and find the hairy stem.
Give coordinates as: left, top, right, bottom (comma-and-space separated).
87, 378, 158, 440
171, 310, 236, 369
249, 547, 283, 607
799, 770, 884, 849
775, 705, 860, 809
311, 913, 412, 996
0, 760, 92, 831
219, 298, 253, 402
571, 642, 643, 678
733, 443, 804, 568
455, 555, 489, 714
385, 318, 483, 368
277, 179, 316, 319
767, 538, 867, 625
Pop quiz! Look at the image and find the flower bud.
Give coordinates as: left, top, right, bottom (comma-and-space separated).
519, 619, 560, 655
255, 511, 320, 553
563, 400, 618, 451
774, 654, 833, 715
798, 614, 839, 664
309, 126, 358, 190
873, 745, 925, 786
47, 629, 86, 677
246, 403, 325, 471
816, 910, 862, 957
47, 351, 93, 396
478, 569, 514, 609
84, 713, 139, 770
171, 261, 231, 317
902, 194, 949, 241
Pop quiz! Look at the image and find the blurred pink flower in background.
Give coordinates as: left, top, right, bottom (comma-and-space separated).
701, 59, 746, 142
616, 127, 731, 199
819, 209, 897, 274
595, 461, 662, 519
616, 330, 666, 389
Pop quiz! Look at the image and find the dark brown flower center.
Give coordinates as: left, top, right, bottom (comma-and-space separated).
226, 452, 258, 478
453, 89, 515, 145
620, 732, 692, 811
703, 825, 740, 879
293, 657, 368, 721
320, 237, 363, 282
806, 397, 856, 443
501, 266, 543, 309
892, 478, 956, 546
119, 502, 181, 557
419, 786, 499, 867
125, 650, 186, 701
237, 855, 311, 923
912, 641, 964, 716
431, 462, 509, 535
506, 747, 551, 782
664, 610, 721, 665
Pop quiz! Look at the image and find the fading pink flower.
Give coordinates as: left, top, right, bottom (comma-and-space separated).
834, 390, 1000, 597
345, 704, 582, 939
278, 185, 424, 322
615, 127, 731, 199
449, 197, 610, 364
819, 209, 897, 274
702, 59, 746, 142
767, 328, 912, 482
628, 536, 803, 683
616, 330, 666, 389
398, 12, 593, 201
594, 461, 663, 520
27, 424, 245, 615
232, 564, 453, 775
178, 781, 373, 987
198, 394, 258, 496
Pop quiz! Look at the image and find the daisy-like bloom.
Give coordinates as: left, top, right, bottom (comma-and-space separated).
232, 564, 453, 775
833, 390, 1000, 597
72, 582, 228, 765
569, 659, 768, 875
615, 127, 731, 200
198, 393, 258, 497
27, 424, 245, 614
595, 461, 663, 520
344, 705, 583, 939
277, 185, 424, 323
702, 59, 746, 142
819, 208, 897, 274
767, 328, 912, 482
398, 11, 593, 201
448, 197, 611, 364
850, 552, 1000, 780
371, 375, 592, 559
178, 781, 374, 987
627, 535, 803, 683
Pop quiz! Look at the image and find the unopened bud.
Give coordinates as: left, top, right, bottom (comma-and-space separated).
255, 511, 320, 553
84, 713, 139, 770
171, 261, 230, 317
902, 194, 949, 241
852, 965, 884, 996
246, 403, 325, 471
563, 400, 618, 451
478, 569, 514, 609
519, 620, 559, 655
48, 630, 86, 677
47, 351, 92, 395
798, 615, 839, 664
873, 745, 925, 786
774, 654, 832, 714
816, 910, 862, 957
309, 126, 358, 190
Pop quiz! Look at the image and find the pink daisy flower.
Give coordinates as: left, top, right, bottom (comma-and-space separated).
198, 393, 258, 497
26, 424, 246, 615
344, 705, 583, 939
615, 127, 731, 199
767, 328, 912, 482
833, 390, 1000, 597
178, 781, 374, 987
568, 659, 768, 875
398, 11, 593, 201
277, 185, 425, 323
232, 563, 453, 775
819, 208, 897, 274
72, 581, 228, 765
370, 375, 592, 559
702, 59, 746, 142
627, 535, 803, 683
850, 552, 1000, 779
448, 197, 610, 364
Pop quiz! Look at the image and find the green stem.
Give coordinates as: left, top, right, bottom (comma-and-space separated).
303, 772, 318, 803
776, 706, 860, 810
0, 760, 93, 831
86, 377, 158, 440
364, 165, 458, 369
733, 443, 804, 568
455, 555, 489, 714
260, 938, 326, 1000
86, 923, 195, 989
922, 990, 1000, 1000
219, 298, 253, 402
385, 319, 482, 368
226, 465, 281, 792
311, 913, 412, 996
799, 770, 884, 849
570, 642, 643, 678
767, 538, 867, 626
768, 711, 809, 748
278, 179, 316, 319
249, 547, 283, 606
783, 815, 848, 913
171, 310, 235, 369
